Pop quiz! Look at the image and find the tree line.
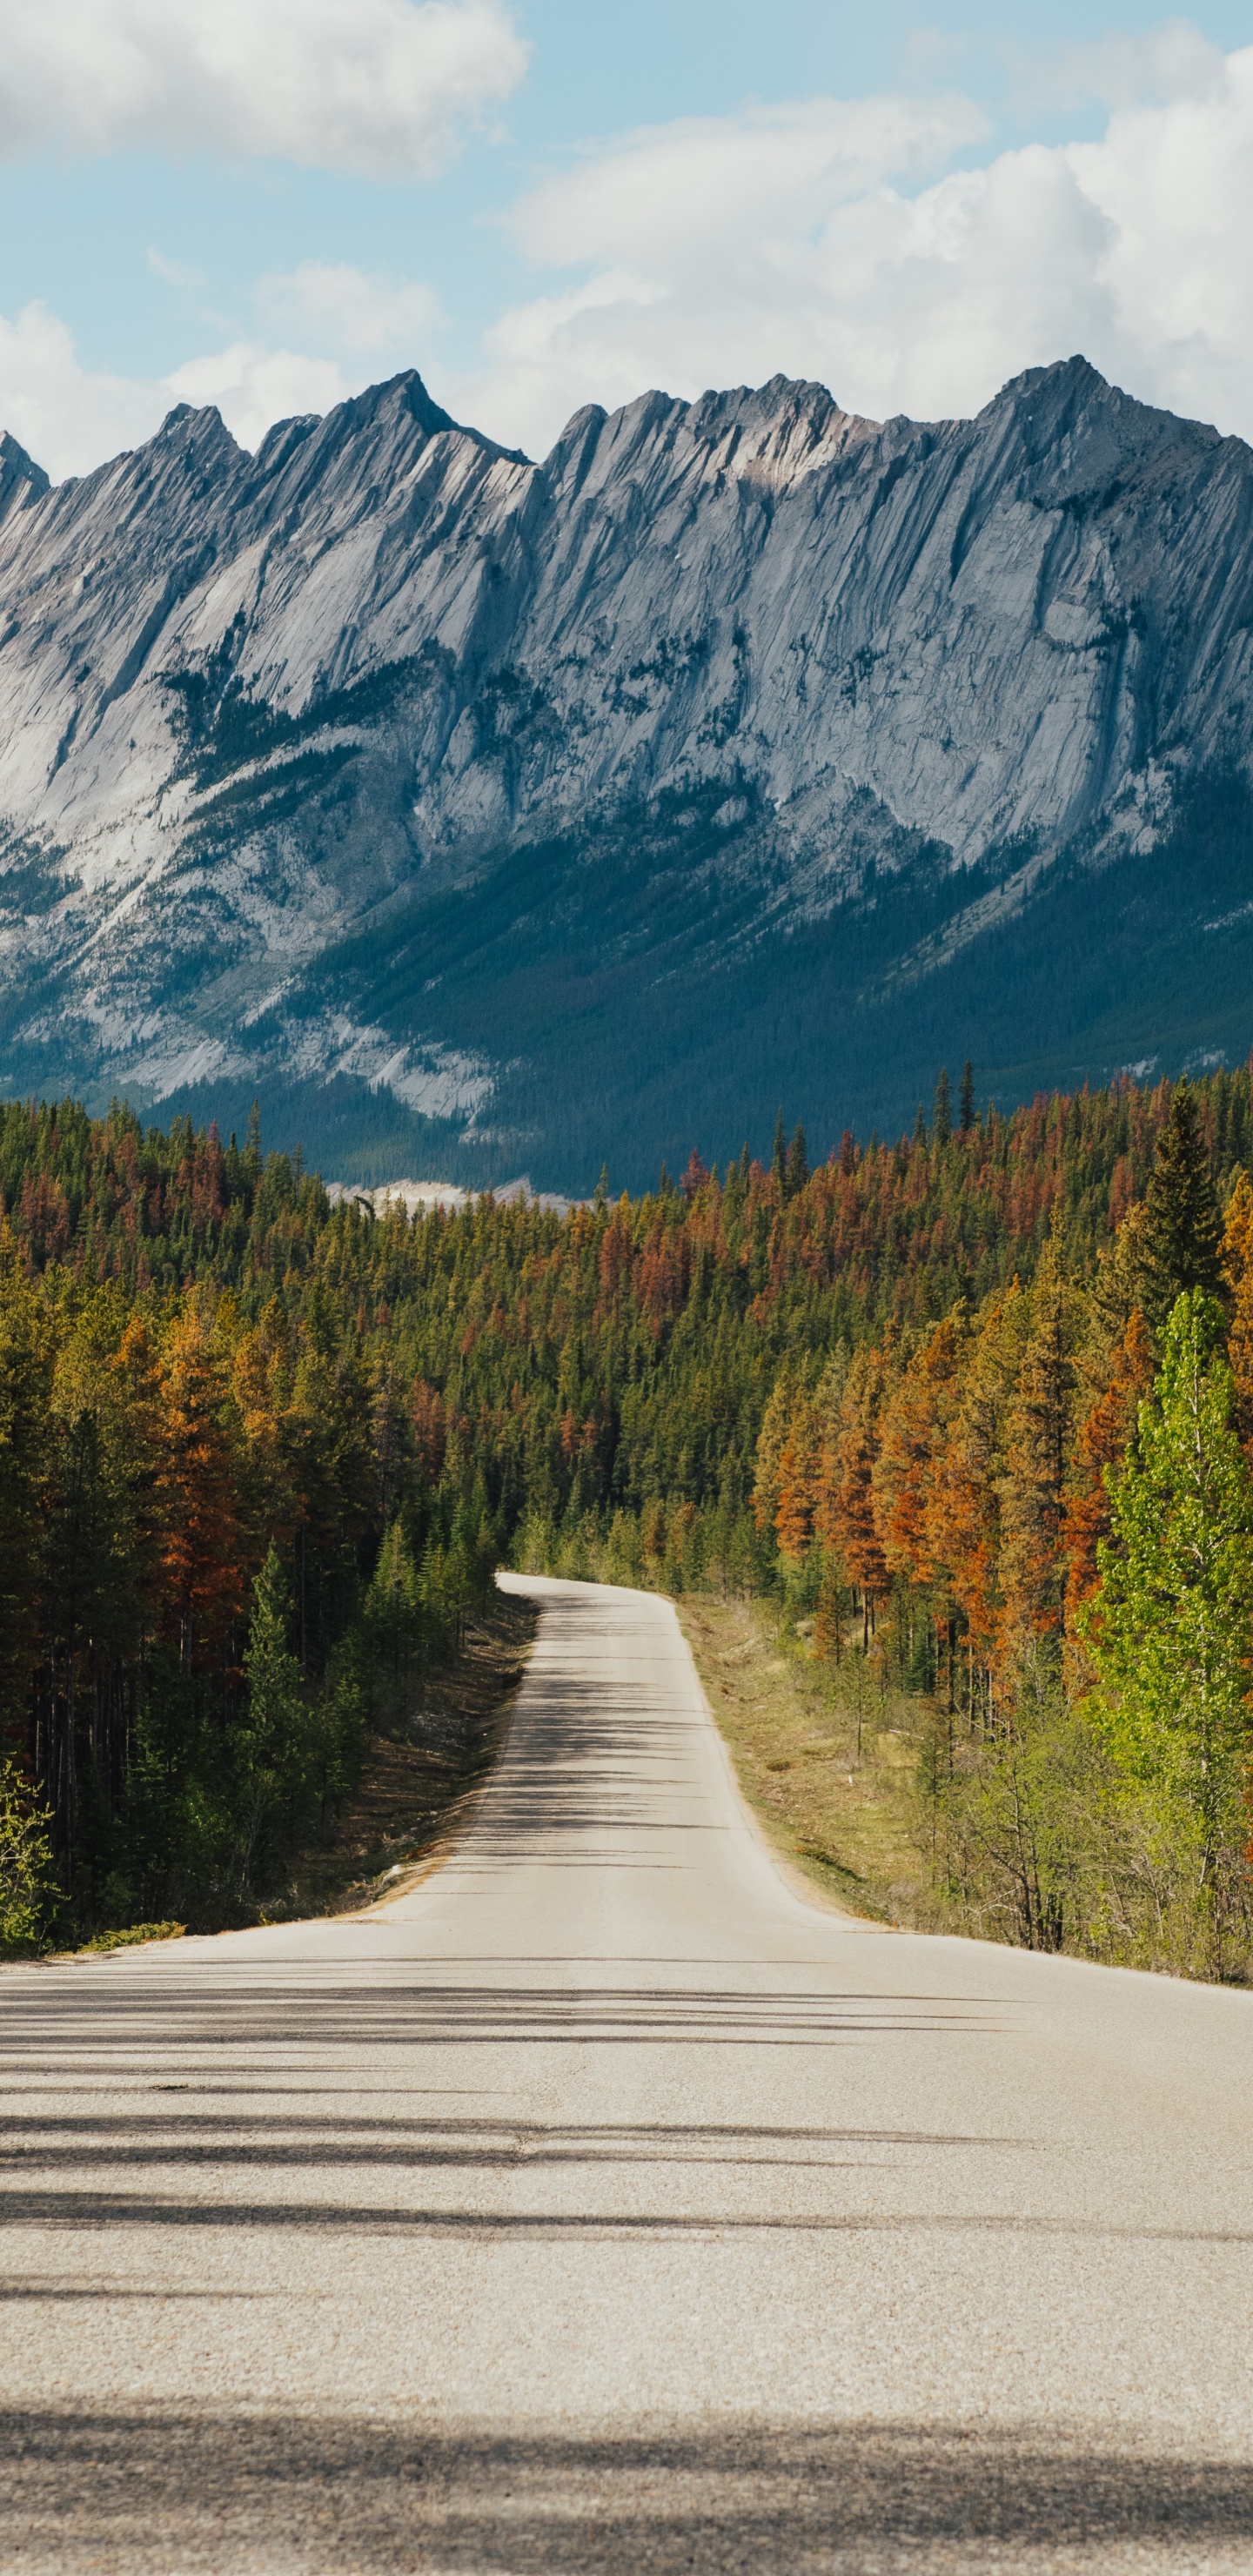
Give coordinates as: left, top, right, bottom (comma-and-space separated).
1, 1063, 1251, 1971
749, 1087, 1253, 1972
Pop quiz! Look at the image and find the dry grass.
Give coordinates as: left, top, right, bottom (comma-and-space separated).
285, 1589, 538, 1920
678, 1593, 934, 1925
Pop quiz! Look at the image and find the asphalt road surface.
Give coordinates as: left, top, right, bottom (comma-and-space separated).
3, 1573, 1253, 2574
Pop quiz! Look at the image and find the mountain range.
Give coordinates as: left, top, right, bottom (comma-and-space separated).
2, 352, 1253, 1186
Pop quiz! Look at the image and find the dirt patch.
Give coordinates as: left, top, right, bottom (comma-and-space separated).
678, 1593, 932, 1927
283, 1588, 538, 1921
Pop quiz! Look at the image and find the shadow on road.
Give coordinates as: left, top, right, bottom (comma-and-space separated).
3, 2411, 1251, 2572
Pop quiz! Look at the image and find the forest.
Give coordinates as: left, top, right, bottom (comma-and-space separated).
1, 1058, 1252, 1976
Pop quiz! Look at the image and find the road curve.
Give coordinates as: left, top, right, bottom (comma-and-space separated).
3, 1573, 1253, 2573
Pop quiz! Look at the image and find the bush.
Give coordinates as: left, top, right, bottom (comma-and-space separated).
0, 1759, 57, 1952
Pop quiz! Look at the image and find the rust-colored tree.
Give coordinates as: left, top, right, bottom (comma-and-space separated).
818, 1345, 889, 1645
1062, 1306, 1156, 1657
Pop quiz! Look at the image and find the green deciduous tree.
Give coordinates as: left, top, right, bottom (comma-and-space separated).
0, 1757, 56, 1950
1083, 1291, 1253, 1962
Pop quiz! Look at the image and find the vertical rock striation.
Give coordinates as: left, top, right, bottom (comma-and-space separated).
1, 354, 1252, 1176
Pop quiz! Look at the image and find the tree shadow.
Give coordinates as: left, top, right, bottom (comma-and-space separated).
3, 2412, 1251, 2572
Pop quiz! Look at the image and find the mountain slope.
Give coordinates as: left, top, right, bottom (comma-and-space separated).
2, 355, 1253, 1183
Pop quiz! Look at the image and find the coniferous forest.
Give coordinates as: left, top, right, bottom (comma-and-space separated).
3, 1063, 1253, 1978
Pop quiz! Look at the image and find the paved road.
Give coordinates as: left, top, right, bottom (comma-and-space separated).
3, 1574, 1253, 2573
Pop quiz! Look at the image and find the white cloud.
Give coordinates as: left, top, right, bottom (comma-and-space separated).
0, 307, 359, 480
165, 344, 352, 453
1016, 17, 1224, 115
10, 46, 1253, 487
0, 0, 527, 179
446, 42, 1253, 460
0, 303, 161, 478
0, 256, 443, 478
146, 248, 208, 292
256, 263, 443, 360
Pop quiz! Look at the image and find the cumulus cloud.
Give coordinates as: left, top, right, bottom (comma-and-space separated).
0, 0, 527, 179
256, 263, 443, 361
9, 44, 1253, 485
0, 303, 162, 478
165, 344, 352, 453
451, 38, 1253, 459
0, 307, 359, 480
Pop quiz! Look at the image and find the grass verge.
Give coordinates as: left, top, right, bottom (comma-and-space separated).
677, 1593, 933, 1926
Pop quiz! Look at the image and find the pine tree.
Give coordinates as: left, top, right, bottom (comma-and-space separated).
774, 1395, 819, 1562
934, 1067, 952, 1144
771, 1110, 787, 1193
998, 1235, 1082, 1659
752, 1372, 798, 1535
1138, 1085, 1223, 1325
1062, 1306, 1155, 1645
959, 1061, 975, 1133
925, 1285, 1032, 1686
872, 1314, 960, 1582
817, 1345, 889, 1640
0, 1236, 54, 1755
786, 1124, 809, 1199
1221, 1170, 1253, 1448
156, 1310, 243, 1670
238, 1545, 305, 1889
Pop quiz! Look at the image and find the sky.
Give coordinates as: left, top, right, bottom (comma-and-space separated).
2, 0, 1253, 480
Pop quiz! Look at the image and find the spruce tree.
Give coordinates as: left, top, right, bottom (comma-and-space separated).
771, 1110, 787, 1193
934, 1067, 952, 1144
786, 1124, 809, 1199
959, 1061, 975, 1133
1139, 1085, 1223, 1325
238, 1546, 305, 1891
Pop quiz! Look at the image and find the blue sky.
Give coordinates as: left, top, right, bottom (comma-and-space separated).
3, 1, 1252, 477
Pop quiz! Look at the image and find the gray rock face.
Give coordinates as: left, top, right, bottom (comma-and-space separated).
1, 354, 1252, 1173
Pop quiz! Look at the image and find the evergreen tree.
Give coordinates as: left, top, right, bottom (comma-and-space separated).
1138, 1085, 1223, 1325
999, 1235, 1082, 1656
785, 1124, 809, 1200
237, 1545, 305, 1888
771, 1110, 787, 1193
959, 1061, 975, 1133
934, 1067, 952, 1144
0, 1238, 54, 1751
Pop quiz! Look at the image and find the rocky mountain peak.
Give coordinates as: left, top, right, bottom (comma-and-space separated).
0, 431, 50, 525
2, 353, 1253, 1180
